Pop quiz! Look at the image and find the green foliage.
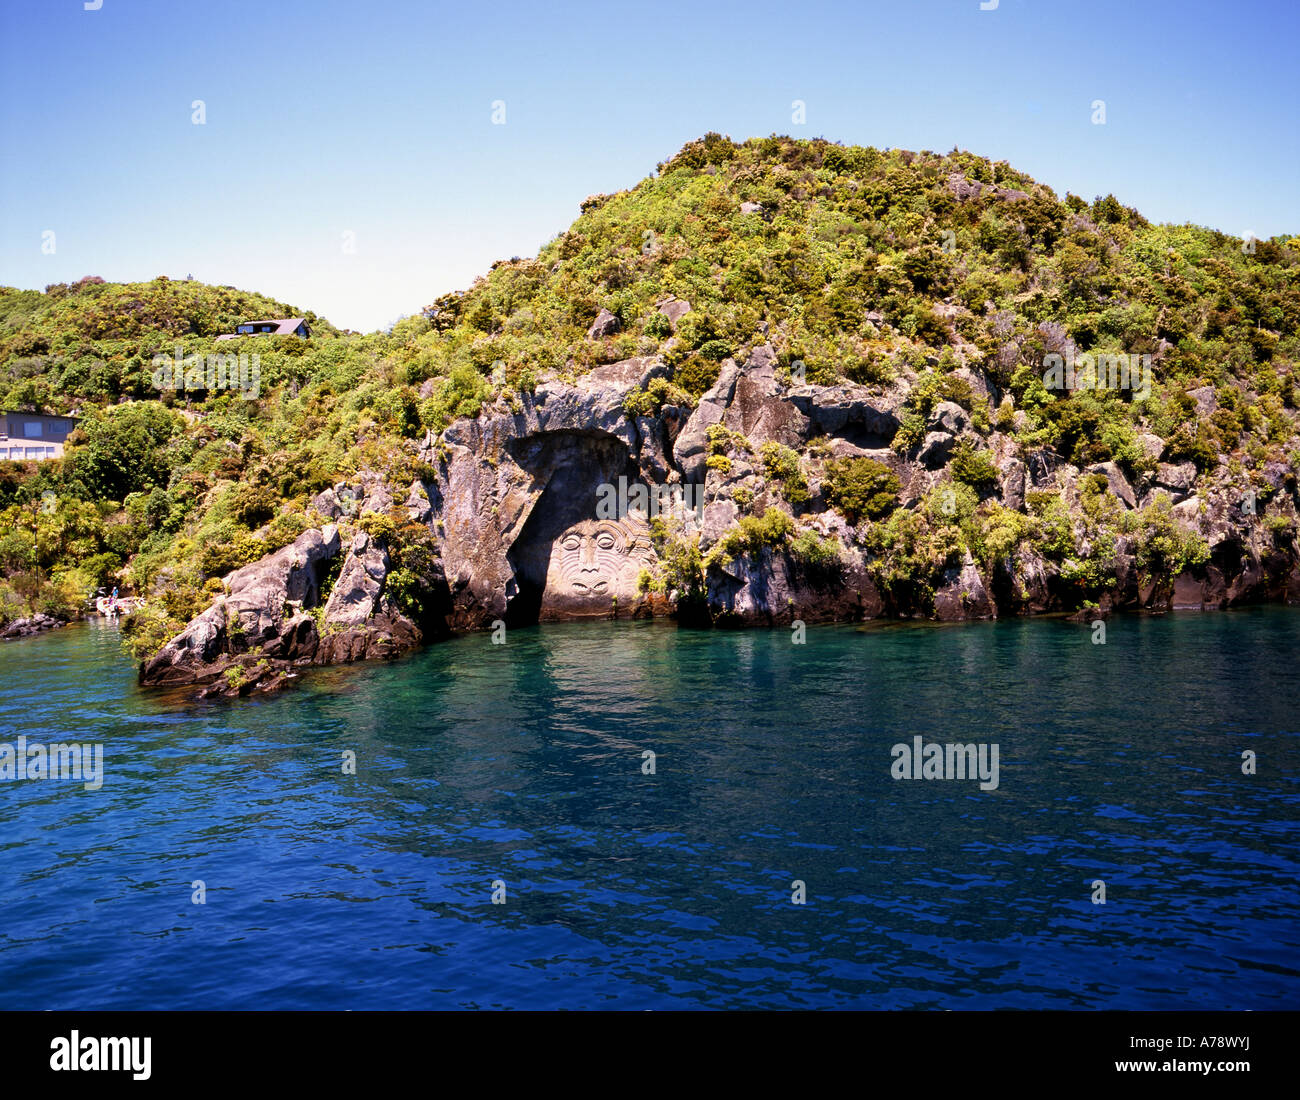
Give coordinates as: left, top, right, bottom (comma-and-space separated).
711, 508, 796, 563
644, 312, 673, 339
0, 135, 1295, 652
758, 441, 809, 504
64, 402, 184, 501
649, 519, 705, 603
229, 482, 278, 528
675, 354, 721, 397
357, 511, 399, 545
624, 375, 693, 418
975, 503, 1033, 564
822, 456, 901, 522
949, 440, 1000, 492
199, 530, 266, 577
419, 363, 492, 432
790, 528, 842, 573
1026, 491, 1076, 558
862, 504, 963, 606
1123, 497, 1211, 580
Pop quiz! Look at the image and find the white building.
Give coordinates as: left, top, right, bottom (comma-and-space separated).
0, 413, 77, 461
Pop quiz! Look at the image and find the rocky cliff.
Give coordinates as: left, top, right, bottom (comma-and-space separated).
140, 330, 1300, 696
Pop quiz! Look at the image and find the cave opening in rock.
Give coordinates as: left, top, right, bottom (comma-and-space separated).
504, 432, 657, 624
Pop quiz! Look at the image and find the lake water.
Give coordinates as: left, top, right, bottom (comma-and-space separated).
1, 609, 1297, 1009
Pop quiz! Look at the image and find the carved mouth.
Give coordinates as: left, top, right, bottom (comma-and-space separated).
571, 580, 609, 595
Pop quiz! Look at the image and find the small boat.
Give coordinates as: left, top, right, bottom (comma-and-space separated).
96, 596, 143, 617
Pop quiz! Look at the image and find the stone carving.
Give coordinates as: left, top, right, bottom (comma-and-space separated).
541, 516, 656, 615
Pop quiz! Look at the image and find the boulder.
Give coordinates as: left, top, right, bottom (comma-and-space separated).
786, 383, 902, 447
225, 525, 340, 645
656, 296, 691, 330
722, 345, 807, 447
1087, 461, 1136, 509
917, 431, 956, 468
0, 613, 67, 640
140, 601, 231, 685
316, 529, 421, 665
321, 531, 389, 629
933, 554, 995, 621
1138, 432, 1165, 463
929, 401, 970, 436
587, 308, 621, 339
673, 360, 740, 481
705, 544, 883, 625
141, 526, 344, 688
1155, 462, 1197, 492
1188, 386, 1218, 419
999, 457, 1026, 511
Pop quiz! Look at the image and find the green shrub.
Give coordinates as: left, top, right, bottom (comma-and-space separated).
229, 483, 278, 528
649, 519, 705, 602
623, 388, 658, 418
823, 457, 900, 522
759, 442, 809, 504
711, 508, 795, 563
1124, 498, 1210, 580
790, 528, 842, 572
644, 312, 673, 339
675, 353, 721, 396
199, 531, 266, 577
420, 363, 492, 431
949, 440, 1000, 492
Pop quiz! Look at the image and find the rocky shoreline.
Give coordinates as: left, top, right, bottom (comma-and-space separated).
1, 613, 69, 640
136, 340, 1300, 698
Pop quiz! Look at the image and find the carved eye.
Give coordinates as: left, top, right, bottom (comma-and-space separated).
561, 535, 582, 551
595, 532, 616, 550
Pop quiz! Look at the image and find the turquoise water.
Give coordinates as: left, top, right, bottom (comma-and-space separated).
0, 610, 1297, 1009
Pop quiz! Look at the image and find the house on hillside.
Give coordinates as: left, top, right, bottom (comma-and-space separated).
0, 412, 78, 461
215, 317, 311, 341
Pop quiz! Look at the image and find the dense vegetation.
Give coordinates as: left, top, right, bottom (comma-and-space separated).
1, 134, 1296, 641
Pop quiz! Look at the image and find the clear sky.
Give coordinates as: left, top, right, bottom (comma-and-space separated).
1, 0, 1296, 333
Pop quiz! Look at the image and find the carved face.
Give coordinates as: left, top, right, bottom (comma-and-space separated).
542, 518, 655, 611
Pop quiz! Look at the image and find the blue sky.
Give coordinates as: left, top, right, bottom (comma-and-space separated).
1, 0, 1296, 333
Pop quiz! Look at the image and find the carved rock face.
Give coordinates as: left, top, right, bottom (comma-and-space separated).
540, 516, 655, 616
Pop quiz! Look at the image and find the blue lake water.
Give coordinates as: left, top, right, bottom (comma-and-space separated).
1, 610, 1298, 1009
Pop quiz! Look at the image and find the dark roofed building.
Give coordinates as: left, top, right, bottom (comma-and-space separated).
216, 317, 310, 341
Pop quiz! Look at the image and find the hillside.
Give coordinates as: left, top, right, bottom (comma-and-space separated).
1, 134, 1298, 684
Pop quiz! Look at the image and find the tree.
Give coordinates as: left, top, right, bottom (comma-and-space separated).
65, 402, 183, 502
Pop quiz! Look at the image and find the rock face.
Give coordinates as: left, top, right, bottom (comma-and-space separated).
140, 514, 433, 695
314, 531, 422, 664
933, 555, 995, 621
140, 339, 1300, 697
